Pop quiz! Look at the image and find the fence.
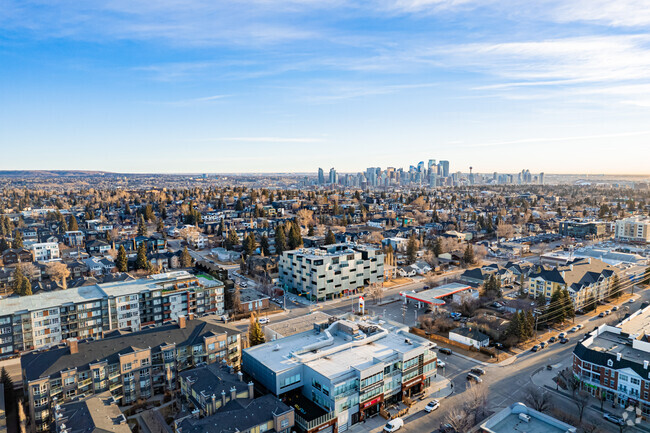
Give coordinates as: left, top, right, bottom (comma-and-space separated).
409, 327, 497, 357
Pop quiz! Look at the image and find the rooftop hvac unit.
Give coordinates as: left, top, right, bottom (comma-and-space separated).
519, 413, 531, 423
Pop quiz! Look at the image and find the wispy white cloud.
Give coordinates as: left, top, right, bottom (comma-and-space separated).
196, 137, 326, 143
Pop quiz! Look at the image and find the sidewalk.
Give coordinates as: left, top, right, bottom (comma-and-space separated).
347, 376, 452, 433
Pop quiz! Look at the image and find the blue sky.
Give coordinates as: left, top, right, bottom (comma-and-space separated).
1, 0, 650, 174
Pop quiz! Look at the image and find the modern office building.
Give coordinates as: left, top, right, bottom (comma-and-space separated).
278, 243, 384, 301
573, 305, 650, 415
243, 316, 437, 432
559, 220, 606, 238
0, 271, 224, 354
22, 318, 242, 432
615, 216, 650, 244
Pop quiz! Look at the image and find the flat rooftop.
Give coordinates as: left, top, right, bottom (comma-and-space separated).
401, 282, 472, 306
481, 403, 576, 433
265, 312, 332, 339
245, 317, 430, 375
589, 331, 648, 362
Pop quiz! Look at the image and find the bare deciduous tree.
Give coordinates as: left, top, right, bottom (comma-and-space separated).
296, 209, 314, 227
497, 222, 515, 241
573, 390, 590, 422
46, 261, 70, 289
367, 282, 384, 304
524, 386, 553, 413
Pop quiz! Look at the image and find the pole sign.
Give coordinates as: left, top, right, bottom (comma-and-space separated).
359, 296, 365, 315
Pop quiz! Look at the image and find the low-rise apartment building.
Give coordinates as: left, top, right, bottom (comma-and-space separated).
615, 216, 650, 244
21, 318, 243, 432
30, 242, 60, 262
243, 316, 436, 432
279, 243, 384, 301
0, 271, 224, 354
526, 258, 617, 309
52, 391, 130, 433
573, 305, 650, 415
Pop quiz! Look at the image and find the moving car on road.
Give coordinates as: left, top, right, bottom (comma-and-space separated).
560, 337, 569, 344
439, 347, 453, 355
437, 360, 446, 368
603, 413, 625, 426
425, 400, 440, 413
384, 418, 404, 432
471, 367, 486, 376
467, 373, 483, 383
258, 317, 270, 324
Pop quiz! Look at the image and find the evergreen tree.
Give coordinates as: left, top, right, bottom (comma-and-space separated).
248, 315, 266, 347
12, 231, 23, 248
235, 200, 244, 211
463, 243, 475, 265
124, 203, 131, 215
561, 289, 575, 320
548, 288, 565, 323
308, 224, 315, 236
137, 214, 147, 237
507, 312, 521, 340
0, 237, 10, 253
68, 215, 79, 231
406, 234, 418, 264
1, 367, 16, 416
518, 311, 529, 341
260, 235, 270, 256
526, 310, 535, 338
324, 229, 336, 245
161, 206, 168, 220
275, 226, 287, 255
13, 265, 25, 295
116, 245, 128, 272
157, 218, 164, 233
135, 242, 149, 270
180, 247, 193, 267
217, 220, 225, 236
610, 273, 622, 299
288, 223, 302, 249
244, 233, 257, 257
226, 229, 240, 250
432, 237, 442, 257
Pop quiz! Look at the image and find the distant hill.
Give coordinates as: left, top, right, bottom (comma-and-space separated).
0, 170, 113, 177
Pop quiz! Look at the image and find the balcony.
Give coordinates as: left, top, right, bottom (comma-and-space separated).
295, 411, 335, 431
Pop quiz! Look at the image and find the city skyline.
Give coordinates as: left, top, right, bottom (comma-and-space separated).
1, 1, 650, 174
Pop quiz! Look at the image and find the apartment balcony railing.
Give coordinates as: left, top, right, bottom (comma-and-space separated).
295, 411, 335, 431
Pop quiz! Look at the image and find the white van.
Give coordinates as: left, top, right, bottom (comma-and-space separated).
384, 418, 404, 432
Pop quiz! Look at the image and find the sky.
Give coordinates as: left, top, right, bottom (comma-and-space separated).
1, 0, 650, 175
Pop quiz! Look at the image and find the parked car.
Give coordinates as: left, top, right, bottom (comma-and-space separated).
576, 324, 584, 329
560, 338, 569, 344
612, 306, 619, 312
599, 312, 606, 318
384, 418, 404, 432
258, 317, 270, 325
548, 337, 556, 343
531, 345, 540, 352
425, 400, 440, 413
437, 360, 446, 368
439, 423, 455, 433
569, 327, 577, 333
467, 373, 483, 383
539, 342, 546, 349
629, 298, 636, 303
605, 310, 611, 315
603, 413, 625, 426
439, 347, 453, 355
471, 367, 486, 376
558, 332, 566, 338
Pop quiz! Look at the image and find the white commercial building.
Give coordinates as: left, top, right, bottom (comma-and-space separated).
279, 243, 384, 301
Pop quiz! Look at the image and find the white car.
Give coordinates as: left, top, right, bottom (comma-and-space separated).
629, 298, 636, 303
436, 360, 446, 368
258, 317, 270, 325
425, 400, 440, 413
384, 418, 404, 432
